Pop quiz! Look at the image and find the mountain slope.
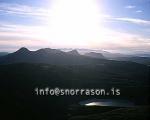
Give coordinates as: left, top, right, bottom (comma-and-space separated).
0, 47, 107, 65
0, 52, 9, 56
84, 52, 105, 59
67, 50, 80, 56
111, 56, 150, 65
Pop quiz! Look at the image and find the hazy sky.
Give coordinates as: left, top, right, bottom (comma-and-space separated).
0, 0, 150, 53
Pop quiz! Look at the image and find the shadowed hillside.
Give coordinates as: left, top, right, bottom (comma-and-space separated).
0, 62, 149, 120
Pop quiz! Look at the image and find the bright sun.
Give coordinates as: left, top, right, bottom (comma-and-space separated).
44, 0, 104, 48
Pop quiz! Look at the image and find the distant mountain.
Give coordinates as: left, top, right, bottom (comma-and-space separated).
133, 53, 150, 57
97, 51, 150, 65
84, 52, 105, 59
101, 52, 134, 59
0, 47, 108, 65
112, 56, 150, 65
67, 50, 80, 56
0, 52, 9, 56
62, 48, 150, 58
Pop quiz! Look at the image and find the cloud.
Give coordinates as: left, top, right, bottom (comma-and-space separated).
112, 17, 150, 25
125, 5, 143, 14
0, 3, 51, 19
0, 21, 52, 51
125, 5, 136, 9
0, 2, 150, 52
91, 28, 150, 51
0, 20, 150, 52
136, 10, 143, 13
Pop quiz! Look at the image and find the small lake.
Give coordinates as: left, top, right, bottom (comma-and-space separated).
79, 99, 134, 107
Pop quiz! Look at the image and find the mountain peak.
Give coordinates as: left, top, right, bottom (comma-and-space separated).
84, 52, 105, 59
18, 47, 29, 52
16, 47, 30, 53
37, 48, 51, 53
68, 50, 80, 55
36, 48, 63, 54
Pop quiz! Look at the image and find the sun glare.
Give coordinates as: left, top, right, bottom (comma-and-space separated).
44, 0, 103, 48
85, 102, 102, 106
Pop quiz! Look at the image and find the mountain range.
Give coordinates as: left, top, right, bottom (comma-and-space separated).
0, 47, 150, 65
0, 47, 106, 65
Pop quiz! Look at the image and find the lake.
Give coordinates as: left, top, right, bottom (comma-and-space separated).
79, 98, 134, 107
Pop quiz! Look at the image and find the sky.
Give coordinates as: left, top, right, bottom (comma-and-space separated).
0, 0, 150, 53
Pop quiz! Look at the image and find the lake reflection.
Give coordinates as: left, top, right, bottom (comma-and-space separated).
80, 99, 134, 107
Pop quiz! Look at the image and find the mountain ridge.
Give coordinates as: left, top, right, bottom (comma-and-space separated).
84, 52, 105, 59
0, 47, 106, 65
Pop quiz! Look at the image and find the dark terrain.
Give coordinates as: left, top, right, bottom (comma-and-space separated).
0, 48, 149, 120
